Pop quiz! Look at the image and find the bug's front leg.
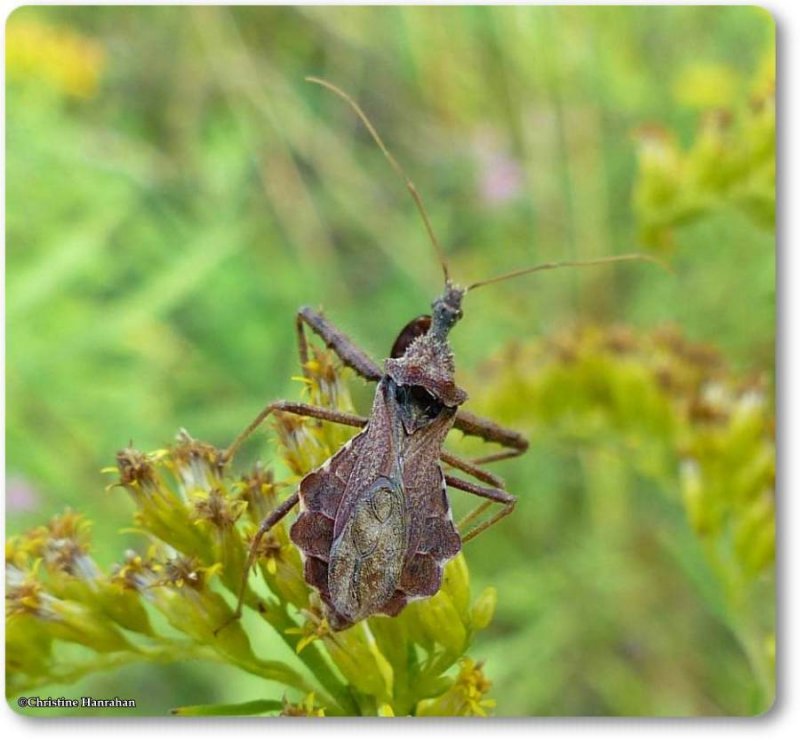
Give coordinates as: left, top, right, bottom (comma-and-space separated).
445, 474, 517, 543
296, 306, 382, 382
224, 307, 377, 463
221, 402, 367, 464
452, 409, 529, 465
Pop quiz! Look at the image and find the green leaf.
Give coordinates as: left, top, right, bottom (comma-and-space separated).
171, 699, 283, 716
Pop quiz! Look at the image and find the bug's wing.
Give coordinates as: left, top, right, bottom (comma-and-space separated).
376, 461, 461, 619
291, 423, 409, 625
405, 462, 461, 593
290, 431, 369, 604
327, 473, 407, 623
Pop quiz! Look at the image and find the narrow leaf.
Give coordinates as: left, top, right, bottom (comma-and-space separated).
171, 699, 283, 716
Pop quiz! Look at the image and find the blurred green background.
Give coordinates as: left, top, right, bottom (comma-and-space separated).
6, 5, 774, 716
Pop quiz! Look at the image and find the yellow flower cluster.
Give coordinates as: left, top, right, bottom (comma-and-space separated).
6, 16, 105, 99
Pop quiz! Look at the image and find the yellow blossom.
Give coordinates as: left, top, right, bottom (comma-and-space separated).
6, 16, 105, 98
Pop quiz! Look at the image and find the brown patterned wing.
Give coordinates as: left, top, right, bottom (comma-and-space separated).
289, 431, 367, 606
327, 475, 408, 624
377, 461, 461, 615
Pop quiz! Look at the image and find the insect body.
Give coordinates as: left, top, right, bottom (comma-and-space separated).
218, 79, 660, 633
222, 282, 517, 631
291, 288, 468, 628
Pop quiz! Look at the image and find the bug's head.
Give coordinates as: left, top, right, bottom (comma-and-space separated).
387, 378, 459, 436
384, 333, 468, 413
384, 285, 468, 427
388, 283, 465, 360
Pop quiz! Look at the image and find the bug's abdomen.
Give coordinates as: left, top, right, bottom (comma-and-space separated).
327, 477, 408, 624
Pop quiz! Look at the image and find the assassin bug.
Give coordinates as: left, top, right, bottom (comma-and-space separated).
218, 78, 661, 632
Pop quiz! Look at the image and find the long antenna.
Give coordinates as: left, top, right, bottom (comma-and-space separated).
306, 76, 450, 284
466, 253, 670, 292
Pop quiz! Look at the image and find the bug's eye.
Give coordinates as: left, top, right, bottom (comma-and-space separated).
394, 382, 408, 406
409, 385, 443, 419
390, 315, 432, 358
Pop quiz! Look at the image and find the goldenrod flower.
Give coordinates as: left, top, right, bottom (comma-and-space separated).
417, 658, 496, 717
280, 692, 326, 717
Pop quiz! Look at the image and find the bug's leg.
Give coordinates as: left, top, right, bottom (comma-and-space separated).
221, 402, 367, 465
296, 306, 382, 382
215, 491, 300, 635
440, 450, 505, 489
445, 475, 517, 543
452, 409, 529, 465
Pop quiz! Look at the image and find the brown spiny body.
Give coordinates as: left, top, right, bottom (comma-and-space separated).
290, 310, 464, 630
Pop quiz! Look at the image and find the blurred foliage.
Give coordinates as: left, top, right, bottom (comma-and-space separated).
473, 324, 775, 707
633, 46, 775, 251
6, 5, 773, 716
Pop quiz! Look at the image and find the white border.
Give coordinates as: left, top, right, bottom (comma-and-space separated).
1, 1, 793, 739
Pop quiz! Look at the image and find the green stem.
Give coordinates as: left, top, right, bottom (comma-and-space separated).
726, 603, 774, 711
424, 648, 462, 681
9, 642, 219, 696
701, 543, 774, 711
255, 601, 358, 715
